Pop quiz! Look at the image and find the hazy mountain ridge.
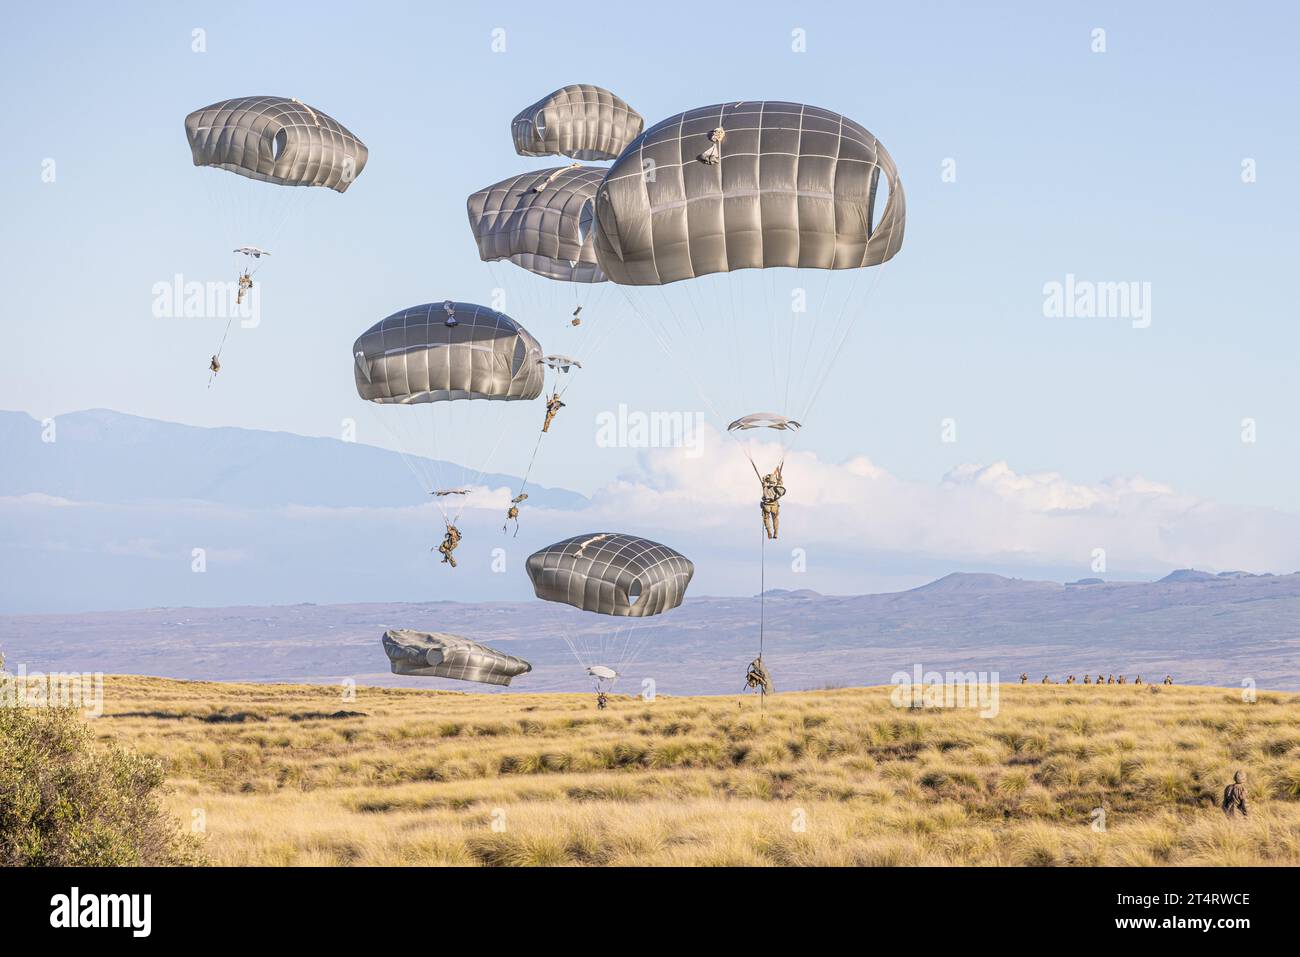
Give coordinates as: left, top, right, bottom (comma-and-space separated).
4, 571, 1298, 693
0, 409, 588, 510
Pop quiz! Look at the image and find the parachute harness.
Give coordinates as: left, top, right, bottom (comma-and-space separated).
533, 162, 583, 193
699, 127, 726, 165
291, 98, 321, 127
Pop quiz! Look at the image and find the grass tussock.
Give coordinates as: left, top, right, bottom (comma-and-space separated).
64, 675, 1300, 866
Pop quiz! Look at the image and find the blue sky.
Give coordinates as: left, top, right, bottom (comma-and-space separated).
2, 1, 1298, 573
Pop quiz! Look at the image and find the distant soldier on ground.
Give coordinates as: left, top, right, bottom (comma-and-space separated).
1020, 673, 1028, 685
1164, 675, 1174, 685
1222, 771, 1248, 819
1041, 675, 1051, 684
1107, 674, 1115, 685
1082, 674, 1091, 684
1117, 675, 1126, 685
1134, 676, 1143, 686
1066, 675, 1076, 684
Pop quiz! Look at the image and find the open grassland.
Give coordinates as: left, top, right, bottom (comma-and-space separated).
90, 677, 1300, 866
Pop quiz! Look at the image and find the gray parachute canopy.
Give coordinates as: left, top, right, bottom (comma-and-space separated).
526, 533, 694, 617
353, 302, 544, 403
592, 101, 905, 285
382, 629, 532, 686
185, 96, 368, 192
728, 412, 802, 432
467, 166, 606, 283
511, 84, 644, 162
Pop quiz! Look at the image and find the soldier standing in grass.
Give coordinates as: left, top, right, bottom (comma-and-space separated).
1222, 771, 1248, 819
1019, 672, 1028, 685
1164, 675, 1174, 685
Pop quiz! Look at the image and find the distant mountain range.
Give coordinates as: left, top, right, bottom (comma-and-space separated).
0, 409, 588, 612
4, 408, 1298, 693
4, 570, 1298, 693
0, 409, 587, 510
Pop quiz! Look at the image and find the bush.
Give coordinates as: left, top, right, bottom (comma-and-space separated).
0, 657, 203, 866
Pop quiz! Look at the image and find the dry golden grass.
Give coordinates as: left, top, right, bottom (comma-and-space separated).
89, 677, 1300, 866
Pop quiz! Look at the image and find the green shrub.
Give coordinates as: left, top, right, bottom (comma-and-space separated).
0, 657, 203, 866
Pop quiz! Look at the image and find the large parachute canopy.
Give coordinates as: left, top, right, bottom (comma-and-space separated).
511, 84, 644, 162
382, 629, 531, 686
352, 302, 546, 535
353, 302, 544, 404
585, 100, 905, 467
185, 96, 368, 191
467, 166, 606, 283
526, 533, 695, 618
591, 101, 904, 285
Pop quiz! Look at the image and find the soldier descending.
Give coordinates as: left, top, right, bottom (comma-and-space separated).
541, 392, 565, 432
503, 492, 527, 536
1019, 673, 1028, 685
435, 524, 462, 568
1222, 771, 1248, 819
1083, 674, 1091, 684
759, 465, 786, 540
595, 690, 609, 711
1164, 675, 1174, 685
745, 655, 773, 696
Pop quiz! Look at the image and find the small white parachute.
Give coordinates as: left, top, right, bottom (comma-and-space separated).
541, 354, 582, 373
727, 413, 802, 432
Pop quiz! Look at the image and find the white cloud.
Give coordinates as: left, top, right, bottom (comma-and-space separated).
562, 426, 1300, 577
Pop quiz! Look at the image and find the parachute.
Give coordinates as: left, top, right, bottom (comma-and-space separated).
185, 96, 368, 191
467, 166, 606, 283
527, 533, 694, 618
353, 301, 544, 404
526, 533, 694, 695
466, 88, 646, 521
592, 101, 903, 285
592, 101, 906, 688
382, 629, 531, 686
186, 96, 368, 379
586, 664, 619, 694
541, 354, 582, 373
511, 84, 644, 162
728, 413, 801, 433
352, 302, 544, 546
